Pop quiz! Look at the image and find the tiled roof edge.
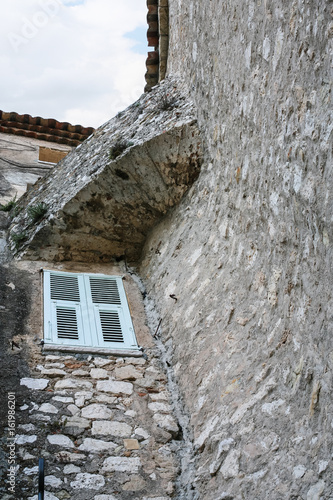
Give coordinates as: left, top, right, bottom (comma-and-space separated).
145, 0, 169, 92
0, 110, 95, 147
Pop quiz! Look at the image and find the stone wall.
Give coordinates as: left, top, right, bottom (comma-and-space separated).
140, 1, 333, 499
0, 259, 181, 499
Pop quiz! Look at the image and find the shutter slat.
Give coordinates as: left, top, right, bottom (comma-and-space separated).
99, 311, 124, 343
50, 274, 80, 302
89, 277, 121, 305
56, 307, 79, 339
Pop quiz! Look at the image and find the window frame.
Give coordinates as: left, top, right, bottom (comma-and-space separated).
43, 270, 139, 354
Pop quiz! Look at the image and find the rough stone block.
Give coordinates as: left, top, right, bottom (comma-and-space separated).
96, 380, 133, 396
20, 378, 49, 390
47, 434, 74, 448
70, 473, 105, 490
79, 438, 117, 453
81, 403, 112, 420
92, 420, 132, 437
102, 456, 141, 473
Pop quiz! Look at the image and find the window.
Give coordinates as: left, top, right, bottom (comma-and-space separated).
43, 270, 138, 351
38, 147, 69, 164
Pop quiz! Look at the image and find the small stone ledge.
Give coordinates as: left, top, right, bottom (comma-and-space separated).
43, 345, 143, 357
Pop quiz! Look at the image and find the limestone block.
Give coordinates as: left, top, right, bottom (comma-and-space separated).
90, 368, 109, 379
20, 378, 49, 390
220, 450, 240, 479
45, 475, 62, 488
102, 456, 141, 473
125, 357, 146, 365
63, 464, 81, 474
18, 424, 35, 432
95, 394, 117, 404
70, 473, 105, 490
74, 391, 93, 407
38, 368, 67, 378
47, 434, 74, 448
122, 475, 146, 491
39, 403, 59, 414
148, 402, 173, 413
149, 392, 170, 401
72, 369, 89, 377
79, 438, 117, 453
28, 493, 59, 500
153, 414, 179, 435
23, 466, 38, 475
93, 358, 114, 367
94, 495, 117, 500
16, 435, 37, 445
96, 380, 133, 396
81, 403, 112, 419
52, 396, 74, 403
67, 404, 80, 415
114, 365, 141, 380
54, 379, 93, 390
64, 416, 91, 435
55, 451, 86, 462
92, 421, 132, 437
134, 427, 150, 440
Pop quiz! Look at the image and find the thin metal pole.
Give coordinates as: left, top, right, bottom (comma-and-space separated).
38, 458, 44, 500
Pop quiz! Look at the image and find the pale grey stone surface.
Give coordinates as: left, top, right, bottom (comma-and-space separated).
114, 365, 141, 380
153, 414, 179, 435
78, 438, 117, 453
102, 456, 141, 473
54, 378, 93, 390
63, 464, 81, 474
96, 380, 133, 396
38, 403, 59, 414
45, 475, 62, 488
139, 1, 333, 498
81, 403, 112, 419
70, 472, 105, 490
28, 493, 59, 500
20, 378, 48, 390
90, 368, 109, 379
91, 420, 132, 437
47, 434, 74, 448
16, 435, 37, 445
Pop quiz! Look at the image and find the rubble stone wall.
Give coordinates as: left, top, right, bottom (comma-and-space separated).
140, 1, 333, 499
0, 259, 181, 500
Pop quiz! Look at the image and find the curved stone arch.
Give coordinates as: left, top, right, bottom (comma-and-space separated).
145, 0, 169, 92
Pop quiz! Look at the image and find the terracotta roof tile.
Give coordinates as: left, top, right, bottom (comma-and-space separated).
0, 110, 94, 147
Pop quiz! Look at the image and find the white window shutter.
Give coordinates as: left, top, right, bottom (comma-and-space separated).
84, 275, 138, 350
44, 271, 138, 351
44, 271, 92, 346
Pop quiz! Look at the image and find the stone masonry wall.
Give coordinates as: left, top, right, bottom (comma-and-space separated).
0, 259, 181, 500
140, 1, 333, 499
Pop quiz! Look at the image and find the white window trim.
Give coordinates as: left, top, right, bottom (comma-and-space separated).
43, 270, 141, 356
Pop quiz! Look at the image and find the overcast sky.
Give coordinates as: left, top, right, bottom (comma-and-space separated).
0, 0, 148, 128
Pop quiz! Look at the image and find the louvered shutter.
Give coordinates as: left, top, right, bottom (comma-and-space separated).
44, 270, 138, 350
43, 271, 92, 347
84, 275, 138, 349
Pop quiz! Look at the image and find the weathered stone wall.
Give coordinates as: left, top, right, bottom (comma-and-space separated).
140, 1, 333, 499
9, 80, 202, 263
0, 259, 181, 500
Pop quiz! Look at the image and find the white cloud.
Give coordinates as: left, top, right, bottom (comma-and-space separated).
0, 0, 147, 127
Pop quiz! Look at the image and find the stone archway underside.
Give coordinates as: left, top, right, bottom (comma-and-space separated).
10, 79, 203, 263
